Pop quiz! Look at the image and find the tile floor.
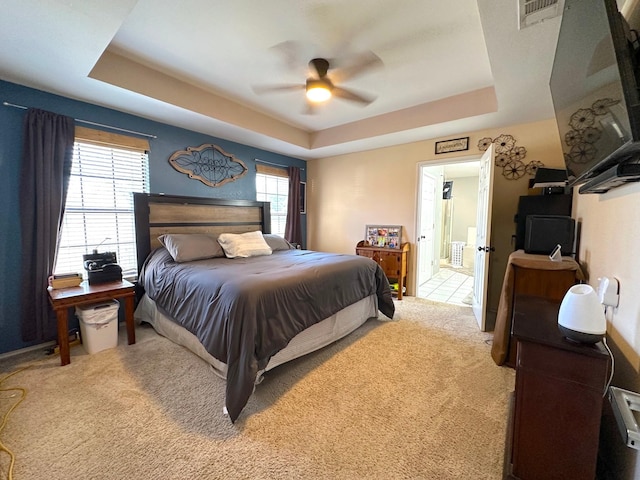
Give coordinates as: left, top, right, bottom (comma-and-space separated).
417, 266, 474, 307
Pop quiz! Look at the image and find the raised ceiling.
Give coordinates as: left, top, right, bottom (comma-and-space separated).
0, 0, 564, 160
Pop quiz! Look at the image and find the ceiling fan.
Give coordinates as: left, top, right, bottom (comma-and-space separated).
252, 51, 382, 113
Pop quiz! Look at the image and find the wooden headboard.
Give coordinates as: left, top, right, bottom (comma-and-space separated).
133, 193, 271, 272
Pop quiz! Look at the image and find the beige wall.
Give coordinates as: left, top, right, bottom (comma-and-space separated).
574, 3, 640, 476
574, 182, 640, 478
307, 118, 565, 322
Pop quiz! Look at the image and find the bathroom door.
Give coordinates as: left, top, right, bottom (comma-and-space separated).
416, 169, 437, 287
472, 144, 495, 331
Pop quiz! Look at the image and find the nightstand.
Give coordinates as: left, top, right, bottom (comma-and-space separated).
48, 279, 136, 365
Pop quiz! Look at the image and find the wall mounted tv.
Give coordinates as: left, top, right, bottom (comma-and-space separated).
550, 0, 640, 193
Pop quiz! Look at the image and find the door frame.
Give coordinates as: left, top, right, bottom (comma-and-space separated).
415, 156, 482, 299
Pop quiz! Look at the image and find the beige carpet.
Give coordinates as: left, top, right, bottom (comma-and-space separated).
0, 297, 514, 479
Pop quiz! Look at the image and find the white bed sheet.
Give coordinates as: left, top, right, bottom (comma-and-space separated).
134, 293, 378, 381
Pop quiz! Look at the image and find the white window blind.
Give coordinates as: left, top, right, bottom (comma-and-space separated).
55, 141, 149, 278
256, 172, 288, 236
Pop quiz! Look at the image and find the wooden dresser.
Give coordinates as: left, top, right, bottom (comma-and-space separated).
356, 242, 409, 299
504, 295, 610, 480
491, 250, 583, 367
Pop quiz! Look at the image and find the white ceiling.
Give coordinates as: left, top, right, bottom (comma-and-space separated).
0, 0, 565, 160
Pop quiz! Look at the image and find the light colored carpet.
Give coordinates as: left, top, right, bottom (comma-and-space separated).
0, 297, 514, 479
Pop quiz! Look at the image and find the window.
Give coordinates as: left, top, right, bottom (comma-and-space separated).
54, 128, 149, 278
256, 169, 288, 237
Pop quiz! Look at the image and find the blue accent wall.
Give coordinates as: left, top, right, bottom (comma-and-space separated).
0, 79, 307, 355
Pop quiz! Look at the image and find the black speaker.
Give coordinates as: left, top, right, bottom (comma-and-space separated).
524, 215, 575, 255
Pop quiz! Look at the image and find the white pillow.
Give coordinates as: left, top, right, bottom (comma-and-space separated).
217, 231, 273, 258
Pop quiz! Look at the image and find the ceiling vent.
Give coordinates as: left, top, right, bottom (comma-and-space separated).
518, 0, 564, 30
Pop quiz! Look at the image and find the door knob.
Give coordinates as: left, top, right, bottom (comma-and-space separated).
477, 246, 495, 252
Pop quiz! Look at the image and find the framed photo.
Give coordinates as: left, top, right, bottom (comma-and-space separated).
299, 181, 306, 214
365, 225, 402, 249
435, 137, 469, 154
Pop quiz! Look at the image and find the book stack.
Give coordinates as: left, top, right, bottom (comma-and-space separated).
49, 273, 83, 289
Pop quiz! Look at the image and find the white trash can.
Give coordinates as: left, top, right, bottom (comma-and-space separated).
76, 300, 119, 354
450, 241, 466, 267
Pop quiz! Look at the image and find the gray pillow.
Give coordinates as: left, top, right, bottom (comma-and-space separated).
158, 233, 225, 262
262, 234, 295, 251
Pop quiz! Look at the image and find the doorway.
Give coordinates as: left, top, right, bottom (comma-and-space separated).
416, 159, 480, 307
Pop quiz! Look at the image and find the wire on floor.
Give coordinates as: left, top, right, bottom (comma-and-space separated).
0, 365, 31, 480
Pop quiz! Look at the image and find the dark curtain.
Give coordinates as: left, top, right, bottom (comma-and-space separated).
284, 166, 302, 246
19, 109, 75, 342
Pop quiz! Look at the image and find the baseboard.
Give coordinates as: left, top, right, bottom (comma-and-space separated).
1, 321, 132, 362
0, 340, 56, 361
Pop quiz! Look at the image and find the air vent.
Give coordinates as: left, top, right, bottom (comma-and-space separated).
518, 0, 563, 30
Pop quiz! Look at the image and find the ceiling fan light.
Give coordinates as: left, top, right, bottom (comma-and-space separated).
306, 81, 332, 103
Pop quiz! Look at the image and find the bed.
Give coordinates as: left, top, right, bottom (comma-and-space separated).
133, 193, 395, 422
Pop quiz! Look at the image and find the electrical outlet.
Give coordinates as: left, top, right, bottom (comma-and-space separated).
598, 277, 619, 308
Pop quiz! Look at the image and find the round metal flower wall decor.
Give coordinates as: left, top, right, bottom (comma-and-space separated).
477, 134, 545, 180
168, 143, 248, 187
493, 133, 515, 154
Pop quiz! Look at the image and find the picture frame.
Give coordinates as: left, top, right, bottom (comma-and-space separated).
435, 137, 470, 155
365, 225, 402, 249
299, 181, 306, 214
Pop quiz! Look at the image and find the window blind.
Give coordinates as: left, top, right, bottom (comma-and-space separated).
75, 126, 150, 152
255, 164, 288, 178
55, 140, 149, 278
256, 173, 289, 236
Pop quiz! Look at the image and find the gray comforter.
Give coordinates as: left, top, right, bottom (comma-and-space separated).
139, 248, 394, 422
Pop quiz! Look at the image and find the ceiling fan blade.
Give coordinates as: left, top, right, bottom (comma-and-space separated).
332, 51, 383, 84
269, 41, 304, 71
303, 102, 319, 115
332, 86, 376, 105
252, 84, 305, 95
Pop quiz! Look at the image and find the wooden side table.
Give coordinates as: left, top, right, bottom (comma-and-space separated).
48, 279, 136, 366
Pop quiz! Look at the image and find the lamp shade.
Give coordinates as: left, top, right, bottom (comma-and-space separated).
557, 284, 606, 343
306, 79, 332, 103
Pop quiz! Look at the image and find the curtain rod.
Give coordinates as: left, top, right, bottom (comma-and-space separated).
255, 158, 305, 170
2, 101, 158, 139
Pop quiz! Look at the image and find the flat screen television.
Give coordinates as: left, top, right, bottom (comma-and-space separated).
550, 0, 640, 193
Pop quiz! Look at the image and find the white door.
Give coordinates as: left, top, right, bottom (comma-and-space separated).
417, 169, 437, 288
472, 144, 495, 331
